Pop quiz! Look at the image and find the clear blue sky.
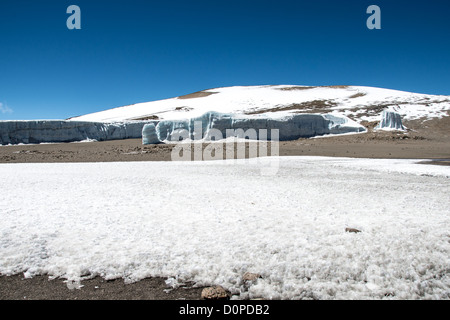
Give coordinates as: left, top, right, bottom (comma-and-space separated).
1, 0, 449, 120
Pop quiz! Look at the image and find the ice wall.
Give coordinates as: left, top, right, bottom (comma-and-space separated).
0, 112, 367, 145
141, 123, 161, 145
0, 120, 153, 145
142, 111, 366, 144
375, 110, 405, 131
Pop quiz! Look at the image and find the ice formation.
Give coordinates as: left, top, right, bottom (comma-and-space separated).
0, 120, 151, 145
141, 123, 161, 145
0, 112, 365, 145
375, 110, 406, 131
142, 111, 366, 144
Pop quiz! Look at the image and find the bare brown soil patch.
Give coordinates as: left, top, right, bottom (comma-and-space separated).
245, 100, 338, 115
177, 90, 218, 100
275, 86, 317, 91
0, 274, 203, 300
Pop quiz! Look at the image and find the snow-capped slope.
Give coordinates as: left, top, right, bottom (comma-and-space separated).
69, 85, 450, 123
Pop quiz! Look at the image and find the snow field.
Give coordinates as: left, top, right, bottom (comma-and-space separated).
0, 157, 449, 299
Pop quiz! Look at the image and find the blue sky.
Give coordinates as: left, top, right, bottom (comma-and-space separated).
1, 0, 449, 120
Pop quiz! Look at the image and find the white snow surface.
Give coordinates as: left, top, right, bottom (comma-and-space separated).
0, 157, 449, 299
69, 85, 450, 123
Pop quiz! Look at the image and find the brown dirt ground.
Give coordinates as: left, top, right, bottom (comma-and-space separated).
0, 274, 203, 300
1, 129, 449, 164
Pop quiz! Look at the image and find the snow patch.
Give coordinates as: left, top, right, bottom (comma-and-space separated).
0, 157, 449, 299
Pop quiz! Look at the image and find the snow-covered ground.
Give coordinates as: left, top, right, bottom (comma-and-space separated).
70, 85, 450, 123
0, 157, 449, 299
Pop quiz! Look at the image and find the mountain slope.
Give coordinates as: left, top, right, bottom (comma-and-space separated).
69, 85, 450, 126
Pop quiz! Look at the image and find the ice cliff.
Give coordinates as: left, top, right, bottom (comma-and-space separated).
142, 111, 366, 144
0, 120, 150, 145
0, 112, 367, 145
375, 110, 406, 131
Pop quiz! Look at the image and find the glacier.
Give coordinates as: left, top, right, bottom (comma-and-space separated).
0, 112, 366, 145
142, 111, 366, 144
0, 120, 152, 145
375, 110, 406, 131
